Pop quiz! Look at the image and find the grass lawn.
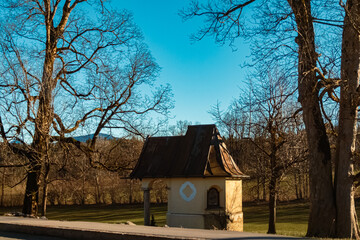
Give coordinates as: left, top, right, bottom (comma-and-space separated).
243, 201, 309, 237
0, 201, 311, 237
0, 204, 167, 226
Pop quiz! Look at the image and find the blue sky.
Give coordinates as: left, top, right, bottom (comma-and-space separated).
114, 0, 250, 125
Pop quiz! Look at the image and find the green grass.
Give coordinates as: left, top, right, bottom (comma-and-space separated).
243, 201, 309, 237
46, 204, 167, 226
0, 201, 310, 237
0, 204, 167, 226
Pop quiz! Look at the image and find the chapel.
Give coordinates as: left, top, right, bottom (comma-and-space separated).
130, 124, 247, 231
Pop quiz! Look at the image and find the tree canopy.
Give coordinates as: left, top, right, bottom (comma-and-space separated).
0, 0, 172, 215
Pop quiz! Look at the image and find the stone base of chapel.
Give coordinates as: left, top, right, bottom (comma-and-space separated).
166, 212, 243, 231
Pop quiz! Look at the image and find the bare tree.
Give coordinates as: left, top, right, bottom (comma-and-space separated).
167, 120, 193, 136
287, 1, 337, 236
0, 0, 172, 216
212, 66, 304, 234
182, 0, 360, 237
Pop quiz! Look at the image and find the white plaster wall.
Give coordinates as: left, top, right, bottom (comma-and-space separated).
225, 179, 243, 231
167, 177, 225, 215
164, 177, 243, 231
225, 179, 243, 214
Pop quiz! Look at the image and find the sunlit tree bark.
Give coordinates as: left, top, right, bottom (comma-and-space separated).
335, 0, 360, 238
287, 1, 336, 237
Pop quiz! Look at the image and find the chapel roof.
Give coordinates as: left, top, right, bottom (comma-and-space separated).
130, 124, 246, 179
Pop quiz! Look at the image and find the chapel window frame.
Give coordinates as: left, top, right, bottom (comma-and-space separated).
207, 187, 220, 209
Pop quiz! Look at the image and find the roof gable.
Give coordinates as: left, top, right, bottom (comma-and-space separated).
130, 124, 245, 179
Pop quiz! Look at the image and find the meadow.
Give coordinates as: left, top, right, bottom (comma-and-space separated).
0, 201, 310, 237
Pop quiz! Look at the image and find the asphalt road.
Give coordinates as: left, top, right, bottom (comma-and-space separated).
0, 232, 67, 240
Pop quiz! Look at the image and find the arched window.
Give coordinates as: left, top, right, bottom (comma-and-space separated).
207, 187, 220, 208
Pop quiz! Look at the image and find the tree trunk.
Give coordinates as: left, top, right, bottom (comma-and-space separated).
41, 163, 50, 216
82, 174, 86, 205
304, 171, 309, 199
257, 177, 260, 201
22, 59, 55, 215
1, 169, 5, 207
298, 173, 303, 199
143, 188, 151, 226
22, 167, 40, 215
262, 176, 266, 201
287, 0, 336, 237
129, 180, 133, 204
22, 1, 60, 215
81, 159, 86, 205
23, 78, 54, 215
267, 174, 277, 234
294, 172, 299, 200
94, 173, 103, 204
268, 134, 277, 234
41, 182, 48, 217
335, 0, 360, 238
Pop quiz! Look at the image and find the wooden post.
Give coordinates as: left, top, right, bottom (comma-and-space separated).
143, 187, 150, 226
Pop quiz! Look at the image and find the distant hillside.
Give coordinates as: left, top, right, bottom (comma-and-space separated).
73, 133, 116, 142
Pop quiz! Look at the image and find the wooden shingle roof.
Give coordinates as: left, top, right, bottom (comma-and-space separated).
130, 125, 246, 179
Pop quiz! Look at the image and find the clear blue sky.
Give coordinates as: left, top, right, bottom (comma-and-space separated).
114, 0, 250, 125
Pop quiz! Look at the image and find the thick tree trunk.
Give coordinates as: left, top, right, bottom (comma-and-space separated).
335, 0, 360, 238
287, 0, 336, 237
22, 167, 41, 215
22, 0, 64, 215
23, 80, 54, 215
22, 11, 57, 214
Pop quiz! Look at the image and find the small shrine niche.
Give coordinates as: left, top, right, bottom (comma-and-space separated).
130, 124, 247, 231
207, 187, 220, 208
